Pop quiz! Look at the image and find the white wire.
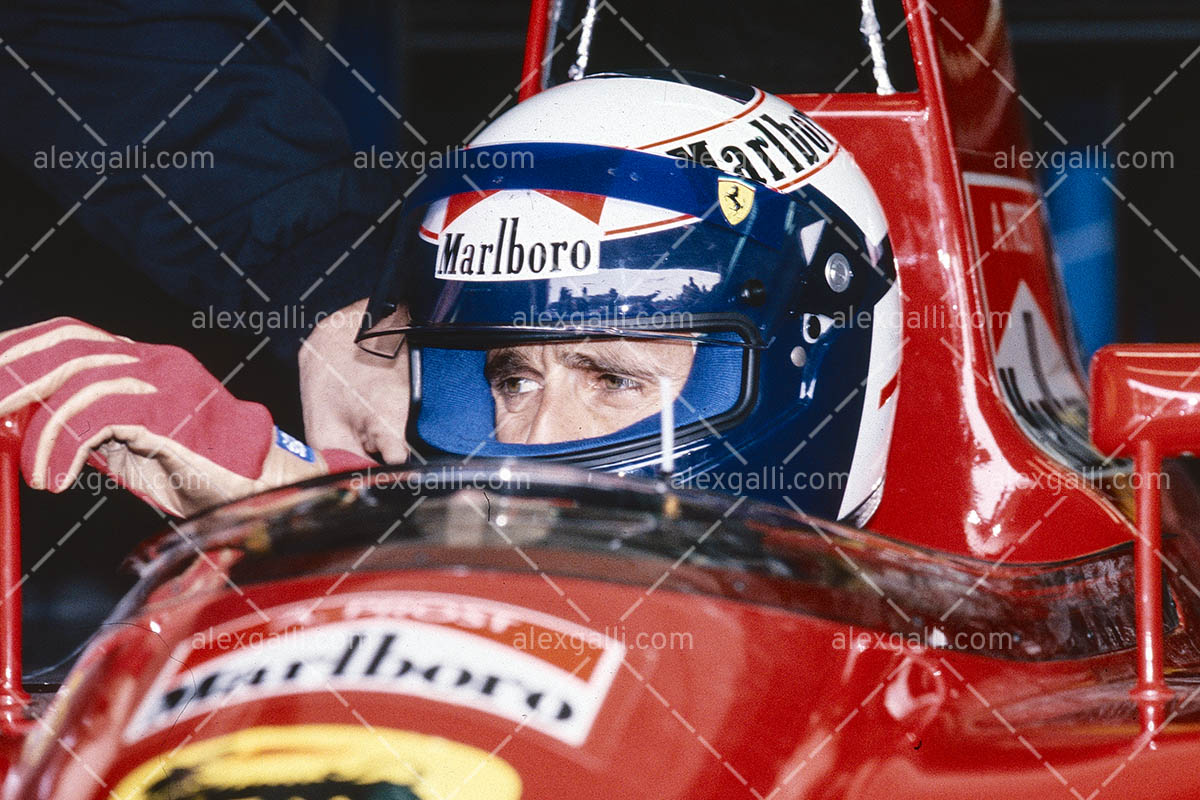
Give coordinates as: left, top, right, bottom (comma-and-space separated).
659, 377, 675, 476
569, 0, 600, 80
860, 0, 897, 95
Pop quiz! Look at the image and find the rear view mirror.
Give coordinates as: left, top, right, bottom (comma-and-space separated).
1091, 344, 1200, 737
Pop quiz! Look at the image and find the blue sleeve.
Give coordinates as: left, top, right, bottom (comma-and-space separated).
0, 0, 397, 357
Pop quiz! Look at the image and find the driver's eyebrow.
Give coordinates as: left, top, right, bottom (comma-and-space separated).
484, 348, 536, 382
557, 348, 659, 382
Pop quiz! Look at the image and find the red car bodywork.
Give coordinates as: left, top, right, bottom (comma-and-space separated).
2, 1, 1200, 798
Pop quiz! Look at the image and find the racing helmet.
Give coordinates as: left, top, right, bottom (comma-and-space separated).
360, 73, 902, 524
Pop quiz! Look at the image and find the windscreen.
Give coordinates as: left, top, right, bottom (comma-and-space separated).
122, 465, 1173, 663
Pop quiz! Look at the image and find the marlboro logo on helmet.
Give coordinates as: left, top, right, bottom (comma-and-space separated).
431, 192, 602, 281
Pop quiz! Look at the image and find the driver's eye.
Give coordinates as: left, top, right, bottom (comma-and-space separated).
598, 373, 640, 392
497, 376, 539, 396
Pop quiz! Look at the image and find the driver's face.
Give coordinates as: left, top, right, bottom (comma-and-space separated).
485, 339, 696, 444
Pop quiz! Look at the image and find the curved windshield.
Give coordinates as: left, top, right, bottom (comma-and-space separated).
116, 463, 1172, 663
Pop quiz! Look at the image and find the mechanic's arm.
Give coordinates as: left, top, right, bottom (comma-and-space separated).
0, 318, 373, 517
0, 0, 394, 359
0, 0, 413, 459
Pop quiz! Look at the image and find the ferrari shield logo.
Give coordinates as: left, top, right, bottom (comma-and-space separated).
718, 177, 755, 225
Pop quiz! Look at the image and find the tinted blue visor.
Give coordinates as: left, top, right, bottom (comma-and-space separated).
358, 143, 835, 355
412, 334, 749, 458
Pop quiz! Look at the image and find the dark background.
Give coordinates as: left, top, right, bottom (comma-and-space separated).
0, 0, 1197, 675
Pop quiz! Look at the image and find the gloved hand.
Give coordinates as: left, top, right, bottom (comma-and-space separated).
0, 317, 372, 516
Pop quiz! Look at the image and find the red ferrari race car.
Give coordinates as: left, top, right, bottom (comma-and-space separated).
1, 1, 1199, 798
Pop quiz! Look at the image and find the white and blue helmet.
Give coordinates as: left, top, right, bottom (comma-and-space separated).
360, 73, 902, 524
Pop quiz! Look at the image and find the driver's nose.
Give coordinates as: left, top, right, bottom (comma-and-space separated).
524, 380, 596, 444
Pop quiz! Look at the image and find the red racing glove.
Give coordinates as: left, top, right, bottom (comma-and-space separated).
0, 317, 372, 516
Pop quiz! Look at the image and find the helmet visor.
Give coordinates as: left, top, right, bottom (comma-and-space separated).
412, 333, 752, 459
